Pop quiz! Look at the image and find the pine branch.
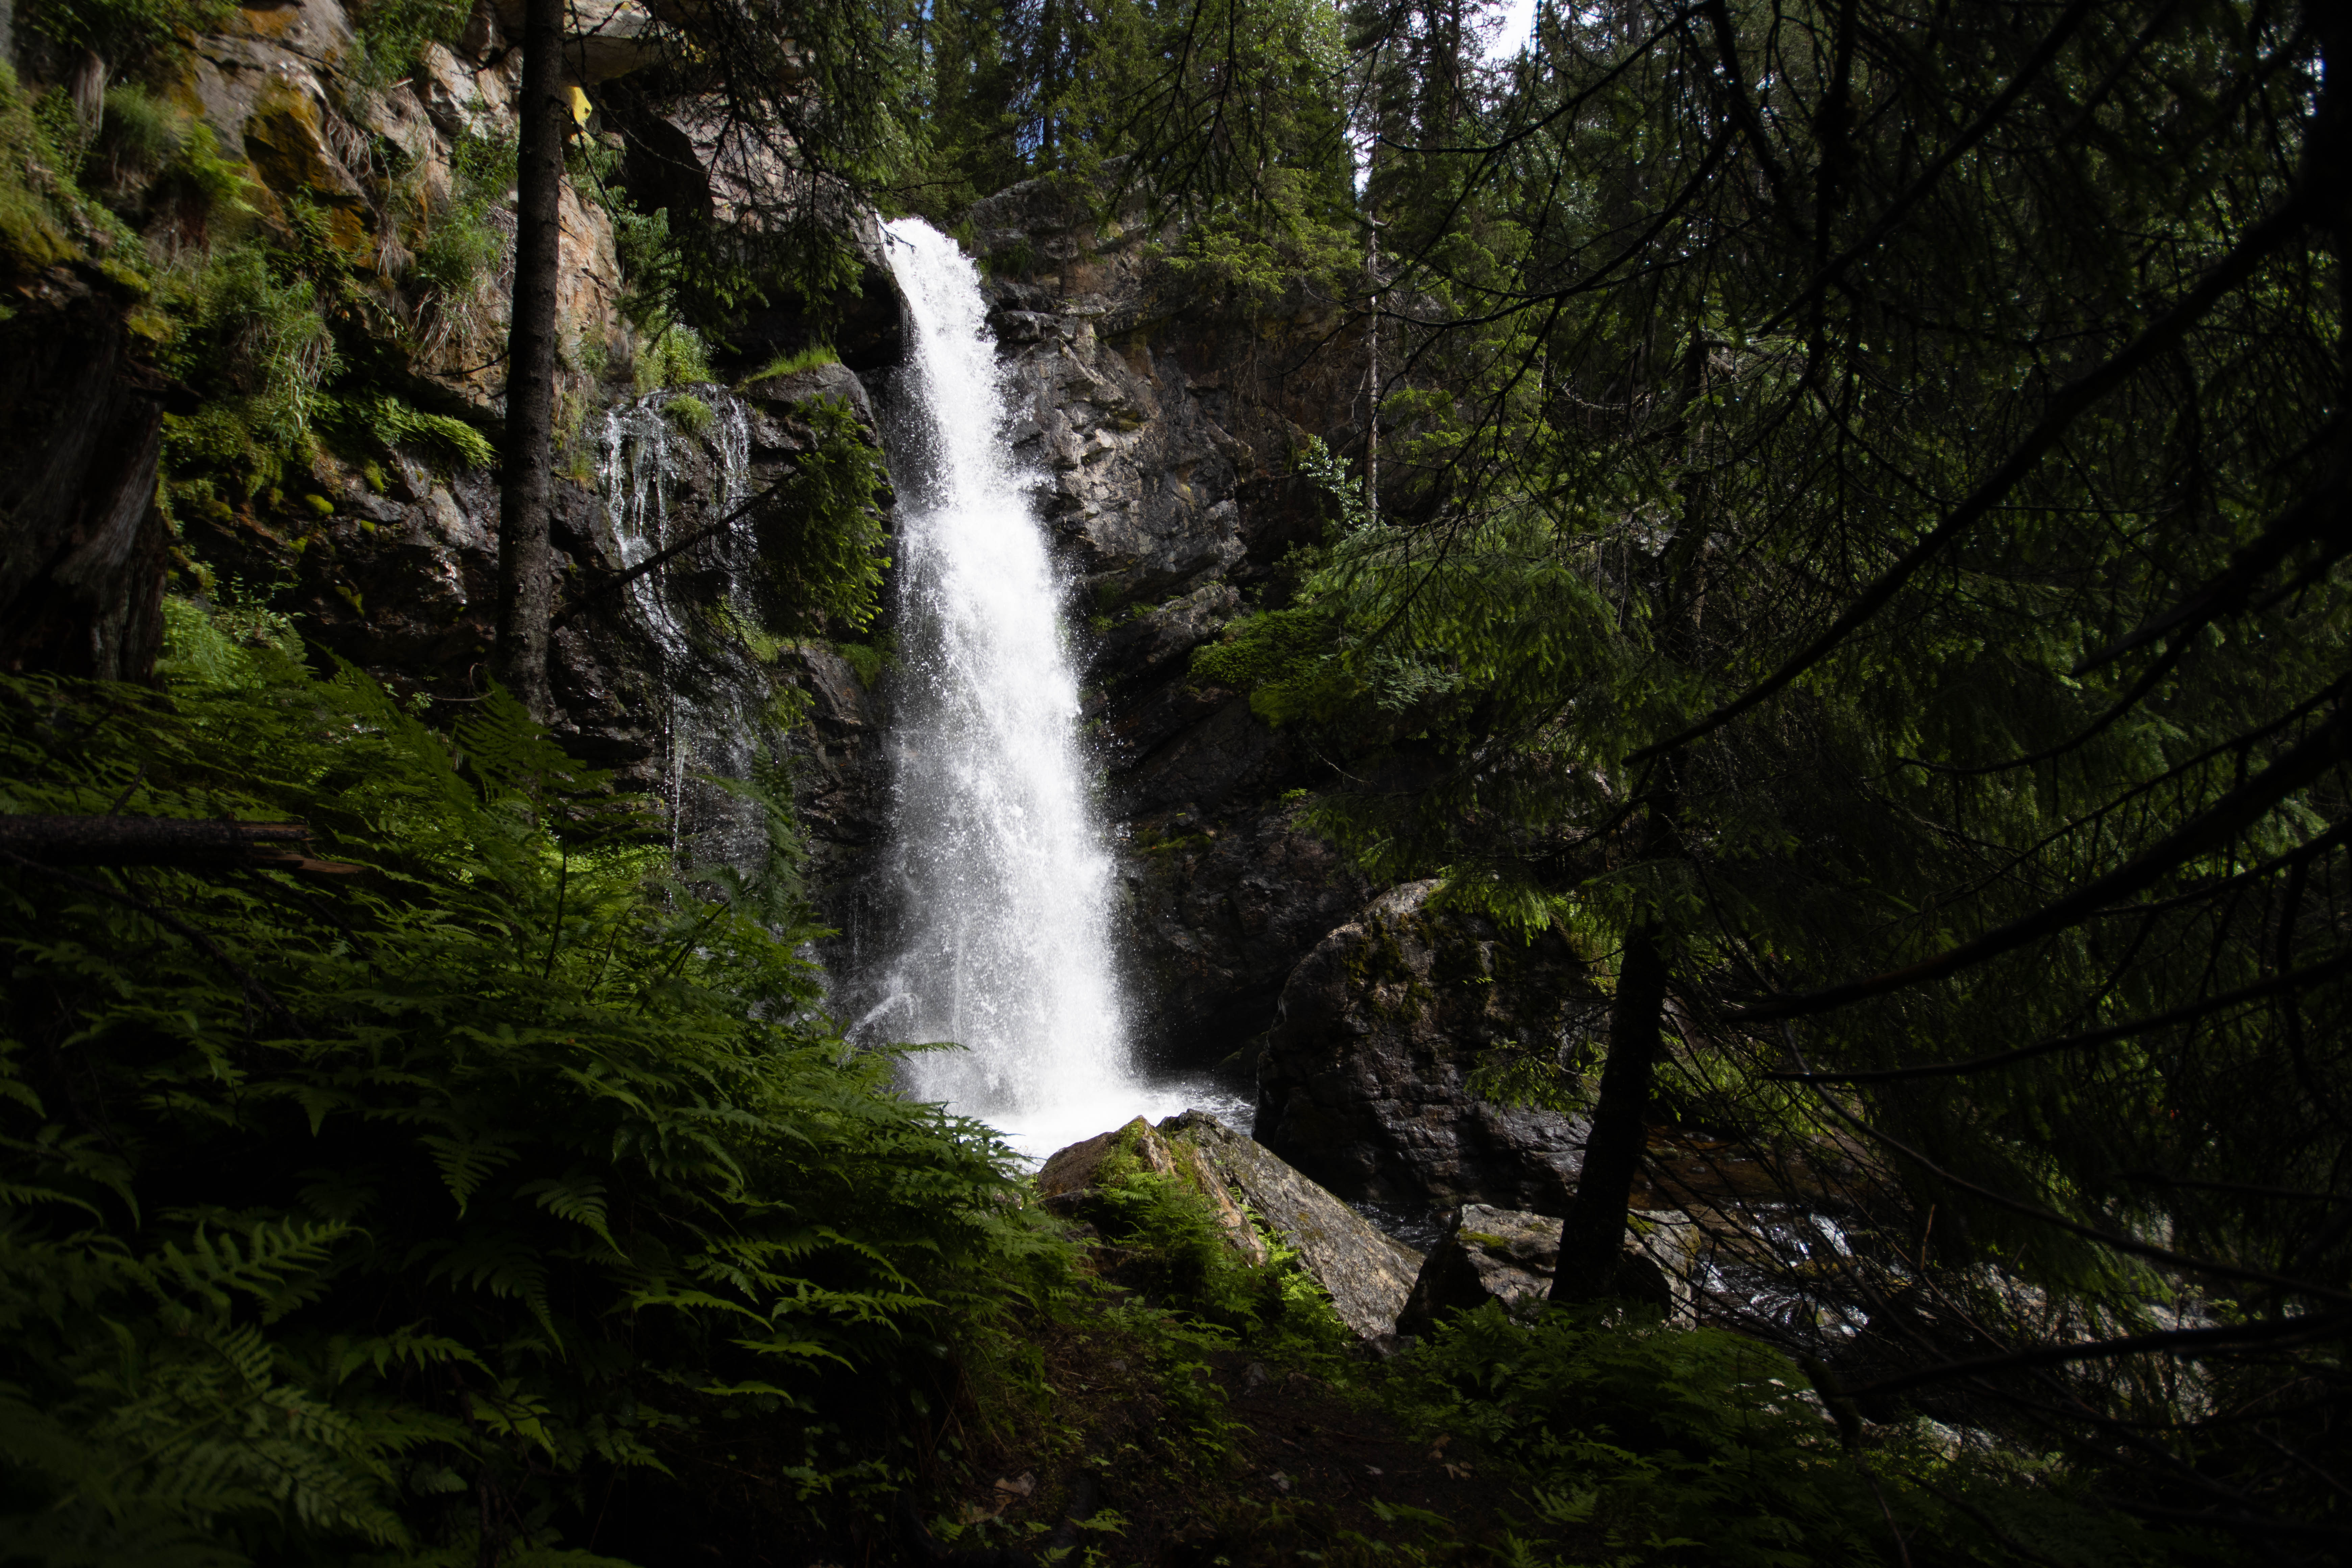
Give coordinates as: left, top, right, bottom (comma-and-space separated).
1736, 702, 2352, 1022
1627, 188, 2321, 765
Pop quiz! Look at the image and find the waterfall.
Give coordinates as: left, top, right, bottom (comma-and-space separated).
870, 219, 1143, 1155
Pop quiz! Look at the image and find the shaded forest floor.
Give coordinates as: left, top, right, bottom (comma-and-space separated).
900, 1313, 1538, 1567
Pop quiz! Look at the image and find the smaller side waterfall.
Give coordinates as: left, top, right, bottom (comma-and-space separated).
596, 385, 770, 876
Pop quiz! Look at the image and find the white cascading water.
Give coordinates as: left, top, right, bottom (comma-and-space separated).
871, 218, 1148, 1155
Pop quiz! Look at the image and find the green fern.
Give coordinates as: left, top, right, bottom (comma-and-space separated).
0, 608, 1073, 1565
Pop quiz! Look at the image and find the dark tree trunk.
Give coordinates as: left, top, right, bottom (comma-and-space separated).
491, 0, 568, 719
1549, 909, 1670, 1302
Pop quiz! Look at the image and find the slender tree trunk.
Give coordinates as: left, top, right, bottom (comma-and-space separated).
1550, 917, 1669, 1300
491, 0, 568, 718
1366, 218, 1379, 522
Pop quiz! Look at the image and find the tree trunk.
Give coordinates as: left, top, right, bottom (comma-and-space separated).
1549, 911, 1670, 1301
491, 0, 568, 719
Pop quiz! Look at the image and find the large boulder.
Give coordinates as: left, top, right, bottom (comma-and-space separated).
1116, 804, 1371, 1065
1255, 882, 1605, 1212
1159, 1110, 1424, 1343
1396, 1204, 1701, 1337
1036, 1116, 1267, 1266
1032, 1113, 1424, 1342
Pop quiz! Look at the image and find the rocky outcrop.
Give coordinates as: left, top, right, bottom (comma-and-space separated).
0, 276, 173, 681
1038, 1116, 1268, 1266
1395, 1203, 1700, 1337
1254, 881, 1607, 1212
485, 0, 663, 82
1159, 1110, 1423, 1343
971, 182, 1251, 609
1118, 805, 1370, 1069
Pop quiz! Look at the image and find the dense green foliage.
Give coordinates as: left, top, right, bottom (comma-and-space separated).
1082, 1128, 1351, 1364
761, 395, 894, 633
909, 0, 1360, 299
10, 0, 2347, 1550
0, 619, 1064, 1565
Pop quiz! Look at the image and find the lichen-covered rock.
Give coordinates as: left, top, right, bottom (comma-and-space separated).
179, 5, 630, 412
488, 0, 662, 81
239, 78, 375, 254
742, 359, 877, 425
1158, 1109, 1422, 1342
188, 0, 359, 145
1255, 881, 1606, 1212
1395, 1203, 1700, 1337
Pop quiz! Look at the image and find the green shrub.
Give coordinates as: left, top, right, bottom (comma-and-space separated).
320, 391, 496, 472
405, 126, 513, 351
21, 0, 234, 63
87, 83, 180, 186
0, 622, 1069, 1565
635, 322, 712, 393
1082, 1130, 1349, 1365
833, 638, 893, 688
663, 391, 713, 435
157, 245, 337, 452
152, 591, 302, 688
0, 64, 83, 273
345, 0, 468, 88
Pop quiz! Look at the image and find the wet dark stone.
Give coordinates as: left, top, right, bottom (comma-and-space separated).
1255, 881, 1607, 1212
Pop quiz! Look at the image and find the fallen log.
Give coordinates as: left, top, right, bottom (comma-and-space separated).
0, 815, 357, 873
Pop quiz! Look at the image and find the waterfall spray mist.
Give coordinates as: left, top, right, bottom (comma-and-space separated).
871, 219, 1140, 1154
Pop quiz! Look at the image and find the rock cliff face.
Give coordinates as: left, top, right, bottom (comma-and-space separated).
23, 0, 906, 884
0, 274, 173, 680
1255, 881, 1605, 1214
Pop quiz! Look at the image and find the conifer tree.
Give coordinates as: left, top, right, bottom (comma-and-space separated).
1193, 0, 2347, 1528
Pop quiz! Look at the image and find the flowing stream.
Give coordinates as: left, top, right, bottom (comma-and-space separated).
868, 219, 1204, 1156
